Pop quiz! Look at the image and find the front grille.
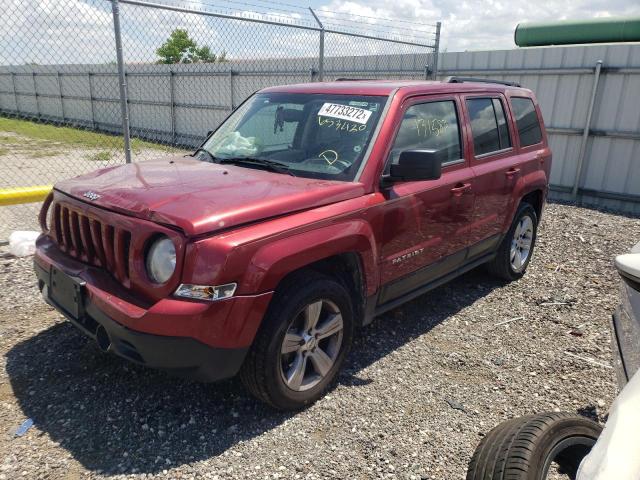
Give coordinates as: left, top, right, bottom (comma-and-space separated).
51, 202, 132, 286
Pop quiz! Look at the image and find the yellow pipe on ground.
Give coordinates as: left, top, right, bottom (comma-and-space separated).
0, 185, 52, 206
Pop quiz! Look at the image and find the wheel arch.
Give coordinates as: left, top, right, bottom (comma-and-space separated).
238, 220, 378, 322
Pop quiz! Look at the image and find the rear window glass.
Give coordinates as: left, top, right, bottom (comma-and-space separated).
511, 97, 542, 147
466, 98, 509, 156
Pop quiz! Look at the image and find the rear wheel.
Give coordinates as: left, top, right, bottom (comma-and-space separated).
239, 271, 354, 410
467, 413, 602, 480
487, 202, 538, 280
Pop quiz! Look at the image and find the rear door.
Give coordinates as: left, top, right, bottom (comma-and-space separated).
461, 94, 517, 249
377, 94, 475, 302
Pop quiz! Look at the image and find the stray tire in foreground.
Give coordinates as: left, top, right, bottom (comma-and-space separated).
240, 271, 354, 410
487, 201, 538, 281
467, 412, 602, 480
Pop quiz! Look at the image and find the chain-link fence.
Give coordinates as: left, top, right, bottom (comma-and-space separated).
0, 0, 440, 238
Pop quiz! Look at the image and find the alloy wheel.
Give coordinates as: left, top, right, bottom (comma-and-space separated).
510, 215, 534, 272
280, 299, 344, 392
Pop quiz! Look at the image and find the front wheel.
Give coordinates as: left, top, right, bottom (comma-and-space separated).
239, 271, 354, 410
487, 202, 538, 280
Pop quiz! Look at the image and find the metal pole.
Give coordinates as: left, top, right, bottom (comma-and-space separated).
572, 60, 603, 198
432, 21, 441, 80
111, 0, 132, 163
10, 72, 18, 114
309, 8, 324, 82
88, 72, 96, 130
169, 70, 176, 145
57, 71, 65, 122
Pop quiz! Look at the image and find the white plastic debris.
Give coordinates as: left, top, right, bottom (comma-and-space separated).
8, 231, 40, 257
577, 369, 640, 479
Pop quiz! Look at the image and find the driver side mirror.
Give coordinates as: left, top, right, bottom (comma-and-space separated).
389, 149, 443, 182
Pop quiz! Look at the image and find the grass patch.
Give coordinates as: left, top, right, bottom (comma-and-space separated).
0, 117, 175, 153
87, 151, 112, 162
0, 147, 8, 156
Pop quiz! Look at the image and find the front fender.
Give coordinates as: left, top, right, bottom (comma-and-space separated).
239, 220, 378, 296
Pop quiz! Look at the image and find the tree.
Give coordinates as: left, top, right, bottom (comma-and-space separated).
156, 29, 227, 64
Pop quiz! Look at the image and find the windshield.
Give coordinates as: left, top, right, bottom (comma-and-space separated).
200, 92, 387, 181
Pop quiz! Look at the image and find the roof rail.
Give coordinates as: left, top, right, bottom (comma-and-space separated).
445, 76, 521, 88
334, 78, 380, 81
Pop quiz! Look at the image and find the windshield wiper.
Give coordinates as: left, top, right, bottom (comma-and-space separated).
193, 148, 216, 163
218, 157, 295, 176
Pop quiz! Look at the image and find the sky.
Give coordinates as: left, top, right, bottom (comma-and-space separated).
2, 0, 640, 66
310, 0, 640, 51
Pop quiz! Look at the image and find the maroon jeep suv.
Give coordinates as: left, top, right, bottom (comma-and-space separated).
34, 78, 551, 409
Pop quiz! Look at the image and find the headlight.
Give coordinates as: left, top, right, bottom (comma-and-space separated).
174, 283, 237, 301
146, 236, 176, 284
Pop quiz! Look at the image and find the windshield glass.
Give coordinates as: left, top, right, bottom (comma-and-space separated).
200, 92, 387, 181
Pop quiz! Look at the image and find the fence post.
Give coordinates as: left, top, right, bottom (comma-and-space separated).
229, 69, 235, 110
10, 72, 18, 114
88, 72, 96, 130
309, 8, 324, 82
169, 69, 176, 145
432, 21, 441, 80
572, 60, 603, 198
110, 0, 132, 163
32, 72, 40, 119
57, 72, 65, 122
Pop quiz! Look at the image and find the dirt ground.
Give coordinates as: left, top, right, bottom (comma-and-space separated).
0, 202, 637, 479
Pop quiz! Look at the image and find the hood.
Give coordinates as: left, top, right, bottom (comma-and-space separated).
54, 156, 365, 237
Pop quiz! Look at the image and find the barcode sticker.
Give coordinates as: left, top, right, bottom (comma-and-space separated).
318, 103, 372, 125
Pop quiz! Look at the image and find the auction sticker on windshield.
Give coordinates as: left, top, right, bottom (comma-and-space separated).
318, 103, 372, 125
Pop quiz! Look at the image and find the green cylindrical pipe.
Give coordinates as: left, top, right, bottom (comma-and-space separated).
515, 17, 640, 47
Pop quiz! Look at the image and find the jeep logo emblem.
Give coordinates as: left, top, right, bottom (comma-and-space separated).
83, 191, 101, 201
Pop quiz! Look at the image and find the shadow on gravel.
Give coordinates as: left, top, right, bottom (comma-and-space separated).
6, 268, 502, 475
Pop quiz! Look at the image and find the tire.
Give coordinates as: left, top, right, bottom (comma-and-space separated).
239, 270, 354, 410
467, 413, 602, 480
487, 202, 538, 281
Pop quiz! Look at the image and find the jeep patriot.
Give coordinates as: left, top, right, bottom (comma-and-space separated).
34, 79, 551, 409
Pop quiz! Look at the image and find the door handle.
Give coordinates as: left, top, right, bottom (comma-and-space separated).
450, 183, 471, 197
505, 168, 521, 178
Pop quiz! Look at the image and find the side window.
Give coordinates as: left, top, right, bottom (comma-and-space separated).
466, 97, 511, 156
511, 97, 542, 147
389, 100, 462, 166
493, 98, 511, 149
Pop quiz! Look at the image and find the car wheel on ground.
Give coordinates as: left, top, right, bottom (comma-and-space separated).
467, 412, 602, 480
487, 201, 538, 281
240, 271, 354, 410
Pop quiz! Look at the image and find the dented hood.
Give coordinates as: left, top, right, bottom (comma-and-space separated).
54, 156, 365, 236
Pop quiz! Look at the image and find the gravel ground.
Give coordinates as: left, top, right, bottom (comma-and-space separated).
0, 202, 638, 480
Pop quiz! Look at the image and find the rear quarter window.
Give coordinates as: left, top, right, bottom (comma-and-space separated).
511, 97, 543, 147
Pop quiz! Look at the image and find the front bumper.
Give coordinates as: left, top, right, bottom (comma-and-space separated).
34, 239, 273, 382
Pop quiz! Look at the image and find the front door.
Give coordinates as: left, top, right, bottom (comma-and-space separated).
378, 95, 475, 304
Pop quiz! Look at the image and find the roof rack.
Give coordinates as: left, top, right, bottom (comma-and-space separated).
445, 76, 521, 88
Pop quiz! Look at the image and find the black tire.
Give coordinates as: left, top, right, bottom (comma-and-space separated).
239, 270, 354, 410
487, 202, 538, 281
467, 413, 602, 480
